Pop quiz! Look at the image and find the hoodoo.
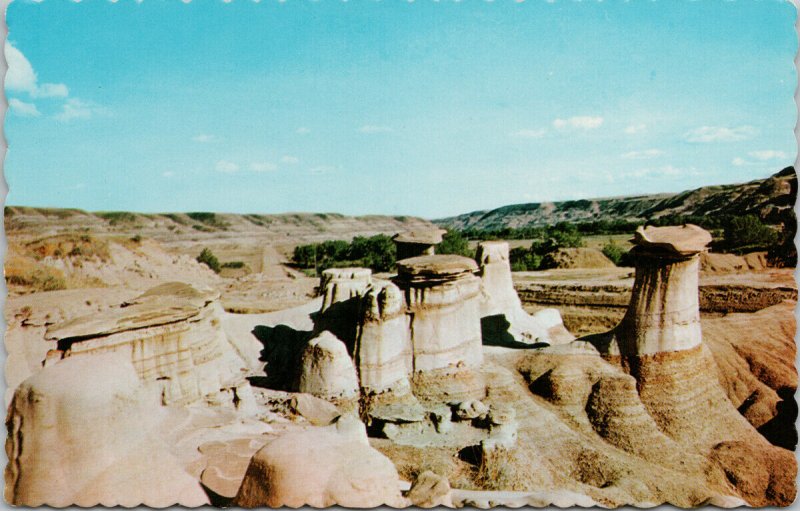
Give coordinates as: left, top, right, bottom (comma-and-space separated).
477, 241, 572, 345
594, 224, 712, 356
355, 281, 412, 394
394, 255, 484, 373
315, 267, 373, 349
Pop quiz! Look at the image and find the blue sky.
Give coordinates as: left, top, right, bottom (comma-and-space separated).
4, 0, 797, 218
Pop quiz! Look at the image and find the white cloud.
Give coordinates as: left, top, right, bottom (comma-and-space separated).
162, 171, 176, 178
215, 160, 240, 173
624, 123, 647, 135
731, 150, 789, 167
510, 128, 547, 139
358, 125, 393, 134
310, 165, 335, 175
192, 134, 219, 143
748, 150, 788, 161
249, 162, 277, 172
33, 83, 68, 98
621, 149, 664, 160
553, 116, 604, 130
53, 98, 107, 122
627, 165, 696, 178
684, 125, 758, 143
281, 155, 300, 164
5, 43, 68, 98
9, 98, 41, 117
296, 127, 311, 135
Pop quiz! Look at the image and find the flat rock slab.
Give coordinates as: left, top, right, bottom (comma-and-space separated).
397, 255, 479, 283
45, 282, 218, 341
393, 229, 447, 245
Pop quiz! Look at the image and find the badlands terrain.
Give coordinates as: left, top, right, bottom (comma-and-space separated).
3, 172, 797, 508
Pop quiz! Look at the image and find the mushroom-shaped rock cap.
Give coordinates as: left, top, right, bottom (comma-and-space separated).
396, 254, 479, 284
632, 224, 712, 256
392, 229, 447, 245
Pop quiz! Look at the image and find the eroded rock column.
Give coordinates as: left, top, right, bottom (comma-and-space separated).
315, 268, 373, 350
395, 255, 483, 373
355, 281, 412, 394
614, 224, 712, 356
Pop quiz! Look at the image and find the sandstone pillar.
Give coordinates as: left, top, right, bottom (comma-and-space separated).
355, 281, 412, 394
614, 224, 711, 356
394, 255, 483, 372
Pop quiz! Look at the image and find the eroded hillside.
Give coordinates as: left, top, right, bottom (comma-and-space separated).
436, 167, 796, 231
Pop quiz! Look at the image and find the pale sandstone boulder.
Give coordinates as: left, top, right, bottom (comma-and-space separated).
454, 399, 489, 421
233, 416, 405, 508
477, 241, 572, 345
355, 280, 412, 393
406, 471, 453, 508
297, 331, 360, 400
5, 353, 208, 507
290, 392, 342, 426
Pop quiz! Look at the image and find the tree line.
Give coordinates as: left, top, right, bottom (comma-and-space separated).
194, 213, 794, 276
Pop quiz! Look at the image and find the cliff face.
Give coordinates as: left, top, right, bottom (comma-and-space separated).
435, 167, 796, 230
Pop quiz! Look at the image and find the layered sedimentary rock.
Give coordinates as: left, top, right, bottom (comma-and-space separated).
298, 331, 360, 400
5, 353, 208, 507
315, 267, 373, 349
477, 241, 572, 345
233, 415, 405, 508
564, 224, 798, 506
319, 267, 373, 313
395, 255, 483, 373
392, 229, 446, 260
593, 224, 711, 356
355, 281, 412, 394
45, 282, 248, 406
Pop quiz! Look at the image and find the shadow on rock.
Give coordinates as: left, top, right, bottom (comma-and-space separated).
481, 314, 549, 349
248, 324, 312, 391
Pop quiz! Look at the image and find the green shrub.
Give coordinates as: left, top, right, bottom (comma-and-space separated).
722, 215, 779, 253
187, 212, 229, 230
437, 230, 473, 258
98, 211, 137, 225
530, 223, 584, 256
221, 261, 246, 269
509, 247, 542, 271
601, 240, 625, 266
197, 248, 221, 273
292, 234, 397, 274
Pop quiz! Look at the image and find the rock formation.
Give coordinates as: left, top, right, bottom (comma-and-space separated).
355, 280, 413, 394
392, 228, 447, 260
315, 267, 373, 349
319, 267, 373, 313
559, 224, 798, 506
44, 282, 251, 406
591, 224, 711, 356
297, 331, 360, 400
233, 415, 405, 508
5, 353, 208, 507
477, 241, 572, 345
395, 255, 484, 373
